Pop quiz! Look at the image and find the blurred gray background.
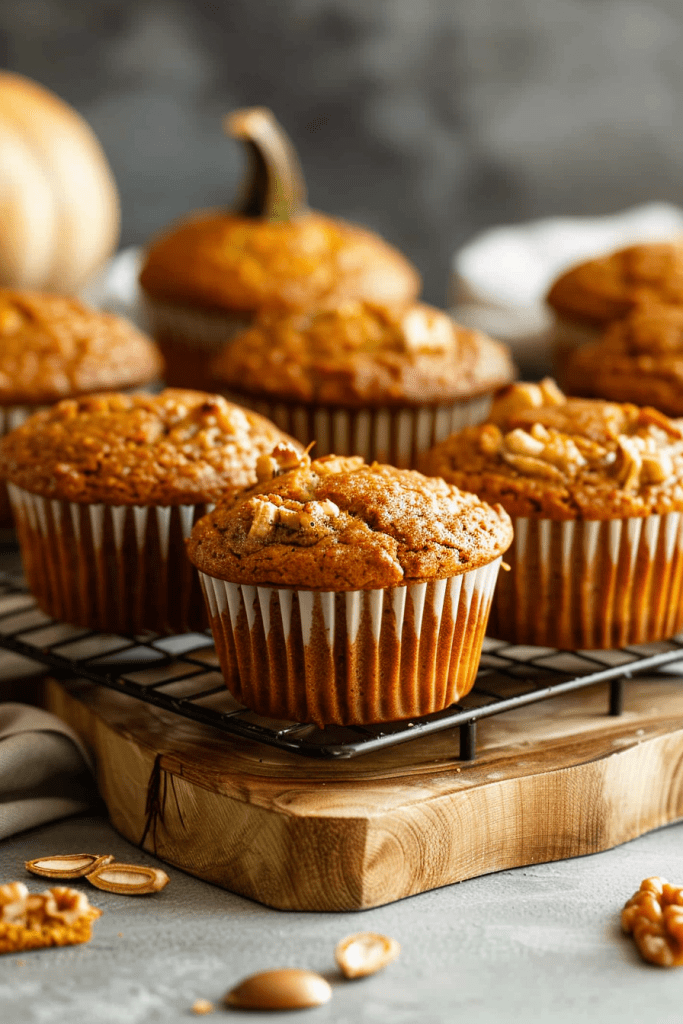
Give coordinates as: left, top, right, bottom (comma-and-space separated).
2, 0, 683, 303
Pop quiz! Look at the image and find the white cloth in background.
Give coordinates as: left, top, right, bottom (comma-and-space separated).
80, 246, 145, 328
449, 202, 683, 375
0, 703, 94, 839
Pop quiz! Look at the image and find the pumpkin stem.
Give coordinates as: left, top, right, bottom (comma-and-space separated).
225, 108, 308, 222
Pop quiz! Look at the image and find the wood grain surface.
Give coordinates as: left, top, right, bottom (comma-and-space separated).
44, 673, 683, 911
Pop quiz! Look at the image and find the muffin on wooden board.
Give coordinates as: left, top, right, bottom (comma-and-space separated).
0, 289, 163, 527
420, 380, 683, 649
210, 299, 515, 468
0, 390, 302, 635
547, 241, 683, 367
563, 304, 683, 416
139, 108, 420, 391
187, 449, 512, 727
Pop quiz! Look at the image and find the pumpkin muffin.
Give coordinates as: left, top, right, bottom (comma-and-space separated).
420, 380, 683, 648
139, 108, 420, 391
0, 288, 163, 526
0, 389, 302, 635
187, 449, 512, 726
211, 300, 515, 468
563, 304, 683, 415
546, 241, 683, 367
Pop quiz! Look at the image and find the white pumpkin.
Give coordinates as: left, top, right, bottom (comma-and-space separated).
0, 72, 119, 291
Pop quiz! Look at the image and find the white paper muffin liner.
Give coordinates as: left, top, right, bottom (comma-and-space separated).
0, 405, 46, 528
488, 514, 683, 649
8, 485, 214, 635
223, 393, 493, 469
199, 557, 501, 727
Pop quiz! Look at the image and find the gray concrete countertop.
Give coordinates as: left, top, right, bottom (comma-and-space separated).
1, 812, 682, 1023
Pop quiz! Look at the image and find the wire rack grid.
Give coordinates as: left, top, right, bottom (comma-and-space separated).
2, 571, 683, 760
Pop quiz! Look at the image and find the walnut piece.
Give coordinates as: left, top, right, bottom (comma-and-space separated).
246, 494, 341, 546
638, 407, 683, 439
490, 378, 565, 427
499, 425, 588, 481
622, 877, 683, 966
0, 883, 101, 955
614, 436, 674, 490
478, 423, 503, 456
255, 441, 303, 483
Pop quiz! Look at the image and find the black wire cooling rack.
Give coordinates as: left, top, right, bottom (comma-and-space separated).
1, 571, 683, 761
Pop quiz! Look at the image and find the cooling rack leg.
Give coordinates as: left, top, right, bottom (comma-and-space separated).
459, 721, 477, 761
609, 677, 624, 716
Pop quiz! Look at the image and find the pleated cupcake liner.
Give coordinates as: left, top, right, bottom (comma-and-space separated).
488, 513, 683, 649
0, 405, 45, 529
8, 485, 214, 636
199, 557, 502, 727
222, 392, 492, 469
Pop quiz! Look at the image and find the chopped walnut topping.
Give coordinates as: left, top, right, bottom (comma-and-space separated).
504, 428, 545, 458
313, 454, 365, 476
622, 877, 683, 966
247, 498, 280, 541
255, 442, 303, 483
478, 381, 681, 492
499, 425, 587, 481
401, 306, 453, 355
538, 378, 566, 405
642, 451, 673, 484
245, 494, 341, 547
490, 378, 565, 427
501, 452, 566, 482
614, 436, 674, 490
478, 423, 503, 456
638, 407, 683, 439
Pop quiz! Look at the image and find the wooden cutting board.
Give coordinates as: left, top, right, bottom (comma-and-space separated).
43, 672, 683, 912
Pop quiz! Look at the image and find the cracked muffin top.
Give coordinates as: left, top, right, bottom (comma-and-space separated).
186, 448, 513, 590
0, 290, 163, 404
210, 300, 515, 405
546, 242, 683, 327
419, 380, 683, 520
0, 389, 301, 505
563, 305, 683, 416
139, 211, 421, 313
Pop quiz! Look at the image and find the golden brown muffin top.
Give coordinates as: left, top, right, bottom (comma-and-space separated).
0, 389, 302, 506
0, 290, 163, 404
138, 210, 421, 313
211, 300, 515, 406
187, 449, 513, 590
547, 242, 683, 326
419, 380, 683, 519
562, 305, 683, 416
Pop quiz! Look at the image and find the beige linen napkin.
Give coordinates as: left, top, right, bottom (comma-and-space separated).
0, 703, 95, 839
